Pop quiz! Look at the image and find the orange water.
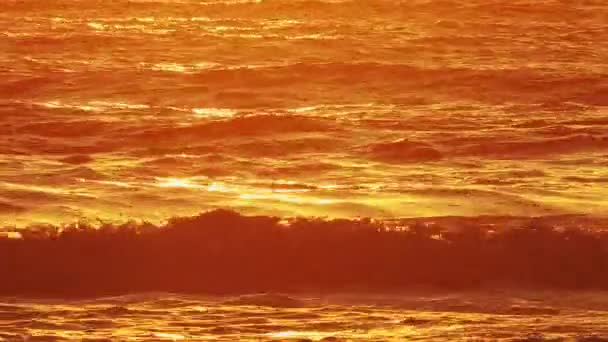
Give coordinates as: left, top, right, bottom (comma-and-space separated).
2, 1, 608, 340
2, 292, 608, 341
1, 0, 607, 227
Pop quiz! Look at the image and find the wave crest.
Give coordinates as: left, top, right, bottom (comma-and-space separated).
224, 293, 307, 308
367, 139, 443, 162
2, 210, 608, 296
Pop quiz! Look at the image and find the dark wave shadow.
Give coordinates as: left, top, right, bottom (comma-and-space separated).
1, 209, 608, 297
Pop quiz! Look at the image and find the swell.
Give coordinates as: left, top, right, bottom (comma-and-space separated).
172, 63, 608, 100
5, 0, 599, 18
366, 133, 608, 162
4, 64, 606, 106
451, 134, 608, 159
2, 209, 608, 297
1, 110, 333, 154
132, 114, 333, 142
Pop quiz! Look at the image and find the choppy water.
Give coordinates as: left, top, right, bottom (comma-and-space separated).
2, 292, 608, 341
1, 0, 607, 226
1, 1, 608, 339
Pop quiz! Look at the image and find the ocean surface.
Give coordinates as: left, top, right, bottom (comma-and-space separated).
2, 292, 608, 341
1, 0, 607, 226
1, 0, 608, 340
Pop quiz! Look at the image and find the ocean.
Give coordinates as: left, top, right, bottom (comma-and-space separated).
1, 0, 607, 340
1, 0, 607, 226
2, 292, 608, 341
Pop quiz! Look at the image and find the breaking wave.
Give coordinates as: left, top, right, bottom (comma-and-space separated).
2, 209, 608, 297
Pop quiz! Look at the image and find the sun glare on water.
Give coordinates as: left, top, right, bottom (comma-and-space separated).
156, 177, 202, 189
152, 332, 186, 341
1, 0, 607, 340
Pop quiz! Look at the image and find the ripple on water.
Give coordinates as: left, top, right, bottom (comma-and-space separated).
224, 293, 308, 308
1, 293, 608, 340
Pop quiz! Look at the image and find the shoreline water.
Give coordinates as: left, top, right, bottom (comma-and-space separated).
2, 291, 608, 341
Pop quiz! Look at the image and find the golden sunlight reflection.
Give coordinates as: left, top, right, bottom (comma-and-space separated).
143, 62, 222, 73
270, 330, 335, 339
149, 62, 188, 73
152, 176, 338, 206
192, 107, 237, 118
1, 182, 95, 198
152, 332, 186, 341
37, 100, 99, 112
86, 22, 105, 31
239, 193, 336, 205
0, 232, 22, 239
267, 329, 384, 340
35, 100, 150, 112
155, 177, 204, 189
2, 0, 608, 340
206, 181, 233, 193
155, 177, 238, 193
78, 179, 137, 189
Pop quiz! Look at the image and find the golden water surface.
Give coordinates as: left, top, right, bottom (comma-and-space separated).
1, 0, 607, 226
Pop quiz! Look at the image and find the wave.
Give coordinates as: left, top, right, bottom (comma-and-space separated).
3, 63, 606, 106
452, 134, 608, 158
223, 293, 308, 308
3, 108, 334, 154
19, 120, 116, 138
0, 199, 25, 213
366, 139, 443, 163
364, 133, 608, 161
15, 0, 596, 20
186, 63, 608, 102
2, 209, 608, 297
59, 154, 95, 165
132, 114, 332, 142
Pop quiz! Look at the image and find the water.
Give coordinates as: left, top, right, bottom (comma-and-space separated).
1, 0, 607, 226
2, 292, 608, 341
1, 0, 608, 340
